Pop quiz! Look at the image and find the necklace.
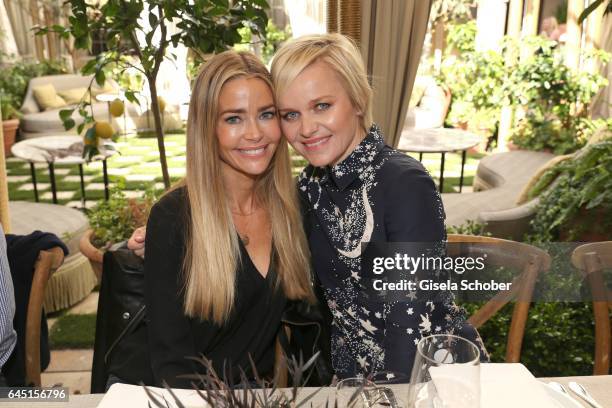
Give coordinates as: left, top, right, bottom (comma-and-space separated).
232, 205, 257, 246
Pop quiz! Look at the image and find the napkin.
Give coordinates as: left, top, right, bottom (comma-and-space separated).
97, 383, 209, 408
420, 363, 561, 408
481, 363, 562, 407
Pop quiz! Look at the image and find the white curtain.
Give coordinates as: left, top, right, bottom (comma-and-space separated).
3, 0, 36, 59
361, 0, 433, 147
284, 0, 326, 37
0, 0, 19, 58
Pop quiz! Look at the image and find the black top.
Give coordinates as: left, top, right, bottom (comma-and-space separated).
299, 125, 487, 379
144, 187, 286, 388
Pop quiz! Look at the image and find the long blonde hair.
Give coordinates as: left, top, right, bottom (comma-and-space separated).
271, 33, 373, 134
183, 51, 314, 324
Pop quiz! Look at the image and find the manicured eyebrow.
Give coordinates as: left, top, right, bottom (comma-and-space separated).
279, 96, 335, 113
220, 105, 275, 115
219, 108, 246, 115
312, 95, 334, 102
258, 104, 276, 112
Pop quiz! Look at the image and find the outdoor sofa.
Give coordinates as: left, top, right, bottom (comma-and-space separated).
441, 150, 555, 240
19, 74, 142, 139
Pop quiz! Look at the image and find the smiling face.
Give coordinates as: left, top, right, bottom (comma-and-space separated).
216, 76, 280, 179
277, 61, 364, 168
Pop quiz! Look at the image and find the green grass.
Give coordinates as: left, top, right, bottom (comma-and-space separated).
49, 314, 97, 350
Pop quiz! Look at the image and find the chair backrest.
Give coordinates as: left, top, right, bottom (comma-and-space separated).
571, 241, 612, 375
447, 234, 551, 363
26, 247, 64, 386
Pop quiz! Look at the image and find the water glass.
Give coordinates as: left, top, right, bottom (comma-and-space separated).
336, 377, 396, 407
407, 334, 481, 408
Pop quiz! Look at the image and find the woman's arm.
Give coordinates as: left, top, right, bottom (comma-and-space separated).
144, 195, 198, 388
381, 163, 446, 375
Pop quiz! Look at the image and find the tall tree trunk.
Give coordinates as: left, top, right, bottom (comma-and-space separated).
147, 80, 171, 189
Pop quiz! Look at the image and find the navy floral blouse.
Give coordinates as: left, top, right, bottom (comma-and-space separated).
298, 124, 488, 379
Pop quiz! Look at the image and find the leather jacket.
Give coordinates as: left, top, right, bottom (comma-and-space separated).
91, 246, 333, 392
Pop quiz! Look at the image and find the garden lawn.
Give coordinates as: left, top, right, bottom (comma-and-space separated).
49, 313, 97, 350
6, 131, 485, 207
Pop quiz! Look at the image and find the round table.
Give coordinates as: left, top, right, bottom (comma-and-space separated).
397, 128, 483, 193
11, 136, 116, 204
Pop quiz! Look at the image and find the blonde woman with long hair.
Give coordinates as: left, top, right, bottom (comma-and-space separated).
143, 50, 313, 388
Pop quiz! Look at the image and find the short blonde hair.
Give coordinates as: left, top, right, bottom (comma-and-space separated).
271, 33, 373, 133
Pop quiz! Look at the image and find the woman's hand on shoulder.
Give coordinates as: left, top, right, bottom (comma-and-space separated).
127, 226, 146, 258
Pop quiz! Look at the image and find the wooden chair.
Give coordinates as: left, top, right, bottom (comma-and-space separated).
571, 242, 612, 375
447, 234, 551, 363
25, 247, 64, 386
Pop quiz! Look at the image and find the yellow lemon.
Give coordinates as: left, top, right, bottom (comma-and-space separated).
94, 121, 114, 139
109, 98, 125, 117
157, 96, 166, 112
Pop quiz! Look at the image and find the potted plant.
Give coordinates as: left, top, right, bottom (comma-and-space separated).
79, 182, 157, 279
0, 93, 22, 156
527, 131, 612, 243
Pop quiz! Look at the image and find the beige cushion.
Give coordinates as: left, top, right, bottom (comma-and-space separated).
91, 83, 117, 97
21, 102, 111, 133
33, 84, 67, 110
58, 87, 90, 105
515, 154, 573, 205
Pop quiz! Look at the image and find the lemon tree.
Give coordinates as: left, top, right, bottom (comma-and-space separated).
37, 0, 270, 187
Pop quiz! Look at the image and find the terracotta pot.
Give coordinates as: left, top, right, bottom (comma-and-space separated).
2, 119, 19, 157
79, 229, 104, 281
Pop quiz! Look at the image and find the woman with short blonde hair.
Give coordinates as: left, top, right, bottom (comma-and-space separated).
271, 33, 487, 379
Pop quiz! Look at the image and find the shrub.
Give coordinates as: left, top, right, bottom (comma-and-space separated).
87, 182, 158, 248
504, 38, 610, 154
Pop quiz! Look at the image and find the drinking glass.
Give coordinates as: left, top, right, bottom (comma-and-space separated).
407, 334, 481, 408
336, 377, 397, 407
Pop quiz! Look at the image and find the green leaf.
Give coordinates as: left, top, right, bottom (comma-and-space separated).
148, 11, 158, 28
124, 91, 140, 106
95, 69, 106, 86
63, 118, 76, 131
59, 109, 74, 121
84, 126, 96, 142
